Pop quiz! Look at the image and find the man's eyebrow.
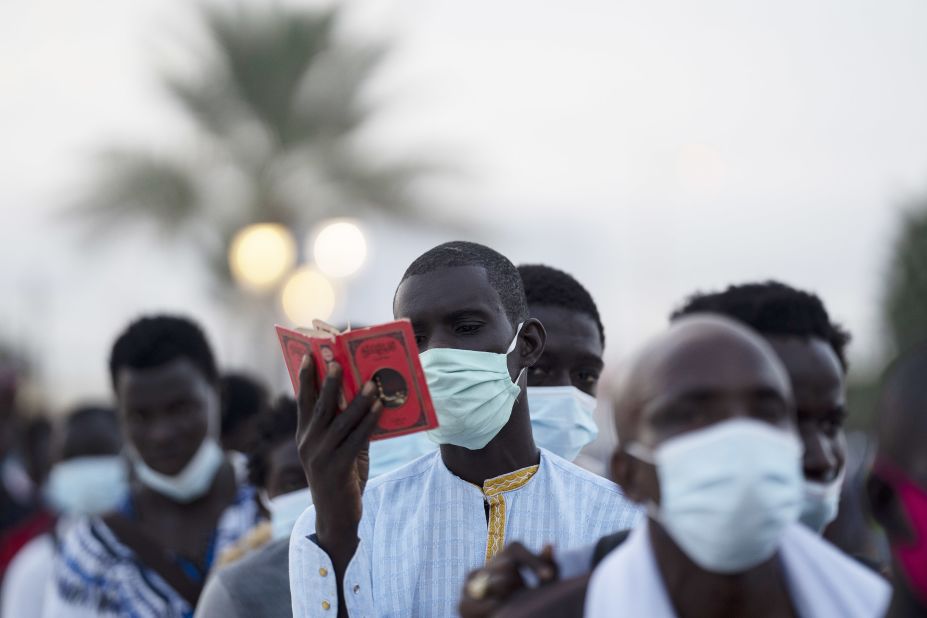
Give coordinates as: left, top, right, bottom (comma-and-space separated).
574, 353, 605, 368
445, 308, 493, 321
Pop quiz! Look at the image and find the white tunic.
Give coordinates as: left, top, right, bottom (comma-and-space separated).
585, 520, 891, 618
290, 448, 641, 617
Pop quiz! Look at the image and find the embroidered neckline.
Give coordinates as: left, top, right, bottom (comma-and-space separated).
481, 464, 539, 561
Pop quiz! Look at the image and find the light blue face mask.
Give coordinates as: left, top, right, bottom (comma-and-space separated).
368, 432, 437, 478
134, 439, 224, 503
528, 386, 599, 461
626, 418, 803, 573
261, 488, 313, 541
45, 455, 128, 516
421, 323, 524, 450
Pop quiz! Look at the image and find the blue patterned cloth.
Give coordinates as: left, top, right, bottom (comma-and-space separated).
290, 448, 642, 617
44, 485, 259, 618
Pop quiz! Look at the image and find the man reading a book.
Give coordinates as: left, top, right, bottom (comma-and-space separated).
289, 241, 640, 617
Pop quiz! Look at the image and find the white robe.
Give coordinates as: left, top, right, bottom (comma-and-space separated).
585, 520, 890, 618
290, 448, 641, 617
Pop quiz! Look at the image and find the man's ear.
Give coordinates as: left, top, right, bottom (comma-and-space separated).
611, 450, 640, 502
518, 318, 546, 368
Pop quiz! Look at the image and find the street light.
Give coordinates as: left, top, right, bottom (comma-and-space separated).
228, 223, 297, 291
312, 219, 367, 278
280, 267, 336, 325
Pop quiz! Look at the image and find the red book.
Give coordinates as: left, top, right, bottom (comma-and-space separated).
275, 320, 439, 440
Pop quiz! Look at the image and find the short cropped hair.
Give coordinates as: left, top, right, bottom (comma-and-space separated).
248, 396, 298, 489
671, 281, 851, 371
518, 264, 604, 345
399, 241, 528, 326
109, 315, 218, 388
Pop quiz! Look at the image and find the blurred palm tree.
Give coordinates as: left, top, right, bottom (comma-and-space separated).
72, 4, 437, 299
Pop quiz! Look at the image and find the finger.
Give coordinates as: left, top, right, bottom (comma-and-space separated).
321, 381, 377, 452
307, 362, 343, 442
296, 355, 318, 437
504, 543, 557, 583
340, 400, 383, 455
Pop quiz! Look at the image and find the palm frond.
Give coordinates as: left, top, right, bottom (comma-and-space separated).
68, 149, 202, 235
203, 5, 336, 146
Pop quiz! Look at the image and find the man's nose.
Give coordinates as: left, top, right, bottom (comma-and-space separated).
801, 426, 839, 483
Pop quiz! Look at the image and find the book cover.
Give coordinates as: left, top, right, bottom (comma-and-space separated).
275, 320, 438, 440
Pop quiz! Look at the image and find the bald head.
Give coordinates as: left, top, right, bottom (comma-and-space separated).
876, 341, 927, 471
612, 315, 794, 447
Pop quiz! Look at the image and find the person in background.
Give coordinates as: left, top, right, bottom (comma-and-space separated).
672, 281, 851, 536
219, 372, 269, 482
517, 264, 604, 463
0, 364, 51, 584
290, 241, 640, 617
2, 405, 126, 618
583, 316, 889, 617
461, 280, 861, 616
868, 341, 927, 617
45, 315, 260, 617
196, 396, 305, 618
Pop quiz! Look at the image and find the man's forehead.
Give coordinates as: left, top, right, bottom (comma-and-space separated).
530, 305, 603, 358
639, 337, 786, 401
394, 265, 505, 319
117, 358, 209, 402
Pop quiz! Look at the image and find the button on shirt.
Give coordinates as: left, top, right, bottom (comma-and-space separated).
290, 449, 641, 617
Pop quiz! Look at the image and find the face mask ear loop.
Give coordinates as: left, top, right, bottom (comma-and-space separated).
507, 321, 528, 399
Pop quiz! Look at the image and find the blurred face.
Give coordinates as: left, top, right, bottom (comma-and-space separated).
526, 305, 603, 396
765, 337, 846, 484
616, 334, 794, 504
265, 439, 307, 499
117, 358, 215, 476
61, 418, 122, 461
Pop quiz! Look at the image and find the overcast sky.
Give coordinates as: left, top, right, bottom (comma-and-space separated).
2, 0, 927, 409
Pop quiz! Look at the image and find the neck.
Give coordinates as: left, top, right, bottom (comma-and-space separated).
648, 519, 794, 618
440, 385, 539, 486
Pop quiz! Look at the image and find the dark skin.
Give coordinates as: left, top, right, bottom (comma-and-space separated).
297, 265, 545, 617
222, 414, 263, 455
766, 337, 846, 485
118, 358, 236, 571
462, 318, 801, 618
867, 369, 927, 617
59, 416, 123, 461
461, 332, 848, 617
265, 439, 308, 499
459, 303, 601, 618
526, 305, 603, 396
609, 318, 798, 618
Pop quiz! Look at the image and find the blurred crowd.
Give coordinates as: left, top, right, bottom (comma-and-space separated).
0, 240, 925, 618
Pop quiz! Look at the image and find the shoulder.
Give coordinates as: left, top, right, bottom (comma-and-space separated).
539, 449, 628, 499
363, 449, 440, 495
782, 524, 891, 607
58, 516, 128, 567
222, 538, 289, 581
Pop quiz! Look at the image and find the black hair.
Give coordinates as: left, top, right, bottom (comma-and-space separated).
398, 241, 528, 326
248, 396, 298, 490
518, 264, 605, 345
219, 373, 268, 439
671, 281, 851, 371
109, 315, 218, 388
